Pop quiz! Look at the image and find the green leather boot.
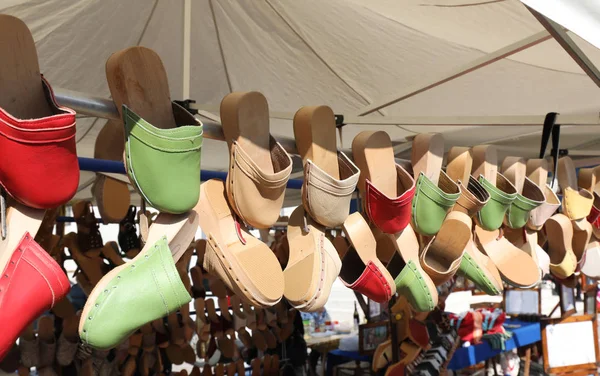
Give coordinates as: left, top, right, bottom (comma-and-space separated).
123, 104, 203, 214
80, 236, 191, 349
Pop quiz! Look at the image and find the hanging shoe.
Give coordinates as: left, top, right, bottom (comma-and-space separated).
294, 106, 359, 227
283, 206, 341, 312
501, 157, 545, 230
79, 212, 197, 350
374, 227, 437, 312
352, 131, 415, 234
338, 213, 396, 303
221, 92, 292, 229
0, 15, 78, 210
420, 211, 471, 286
558, 157, 594, 229
526, 159, 560, 231
73, 201, 103, 253
446, 147, 489, 218
0, 232, 70, 361
106, 47, 203, 214
411, 133, 460, 236
196, 179, 284, 307
118, 206, 141, 258
546, 214, 578, 280
472, 146, 517, 231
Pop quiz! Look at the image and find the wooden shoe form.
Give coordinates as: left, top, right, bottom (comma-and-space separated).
191, 266, 206, 298
573, 220, 593, 271
446, 147, 473, 184
582, 239, 600, 279
219, 298, 232, 321
411, 133, 444, 185
206, 299, 221, 324
231, 296, 246, 319
294, 105, 340, 179
251, 358, 261, 376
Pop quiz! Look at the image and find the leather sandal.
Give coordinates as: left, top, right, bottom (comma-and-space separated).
558, 157, 594, 227
106, 46, 203, 214
294, 106, 359, 227
420, 211, 471, 286
471, 146, 517, 231
352, 131, 415, 234
474, 226, 540, 287
446, 147, 489, 218
73, 201, 104, 253
196, 179, 284, 307
220, 92, 292, 229
545, 214, 578, 279
501, 157, 545, 229
526, 159, 560, 230
79, 212, 198, 350
0, 15, 78, 210
339, 213, 396, 303
283, 206, 341, 312
411, 133, 460, 236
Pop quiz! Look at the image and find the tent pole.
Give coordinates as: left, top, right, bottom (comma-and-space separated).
352, 31, 552, 116
528, 6, 600, 89
182, 0, 192, 99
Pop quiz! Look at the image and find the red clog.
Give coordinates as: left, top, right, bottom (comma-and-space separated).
0, 232, 70, 361
364, 166, 416, 234
342, 261, 394, 303
0, 76, 78, 209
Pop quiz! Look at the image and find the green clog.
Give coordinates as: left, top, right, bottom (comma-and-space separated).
458, 252, 501, 296
411, 171, 460, 236
394, 260, 436, 312
123, 104, 203, 214
505, 178, 545, 229
476, 173, 517, 231
80, 236, 191, 350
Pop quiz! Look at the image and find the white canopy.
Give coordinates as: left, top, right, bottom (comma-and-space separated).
3, 0, 600, 204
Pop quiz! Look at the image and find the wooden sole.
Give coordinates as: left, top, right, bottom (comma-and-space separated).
352, 131, 397, 197
78, 212, 198, 336
0, 15, 52, 119
106, 47, 174, 128
471, 145, 498, 185
558, 157, 578, 192
526, 159, 549, 187
220, 92, 273, 174
501, 157, 526, 193
446, 147, 473, 184
293, 105, 339, 179
411, 133, 444, 185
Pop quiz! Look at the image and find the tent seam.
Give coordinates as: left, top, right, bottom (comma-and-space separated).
209, 0, 233, 93
136, 0, 160, 46
353, 2, 590, 79
263, 0, 386, 116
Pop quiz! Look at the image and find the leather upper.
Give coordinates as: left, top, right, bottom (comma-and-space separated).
549, 249, 577, 280
365, 164, 415, 234
587, 192, 600, 224
458, 252, 500, 296
341, 261, 393, 303
505, 178, 545, 229
411, 171, 460, 236
562, 187, 594, 221
528, 185, 560, 230
301, 151, 359, 228
226, 137, 292, 229
0, 77, 78, 209
394, 260, 436, 312
476, 173, 517, 231
124, 104, 202, 214
452, 176, 490, 218
0, 232, 70, 360
80, 236, 191, 350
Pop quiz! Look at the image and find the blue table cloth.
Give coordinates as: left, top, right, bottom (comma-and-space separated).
326, 350, 371, 376
447, 319, 541, 370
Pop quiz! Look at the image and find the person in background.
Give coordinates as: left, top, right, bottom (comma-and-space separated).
301, 307, 331, 376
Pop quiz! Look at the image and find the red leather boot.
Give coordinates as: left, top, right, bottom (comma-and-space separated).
0, 232, 70, 361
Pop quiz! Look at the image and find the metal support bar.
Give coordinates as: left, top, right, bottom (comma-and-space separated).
354, 31, 553, 116
528, 6, 600, 89
54, 89, 299, 155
